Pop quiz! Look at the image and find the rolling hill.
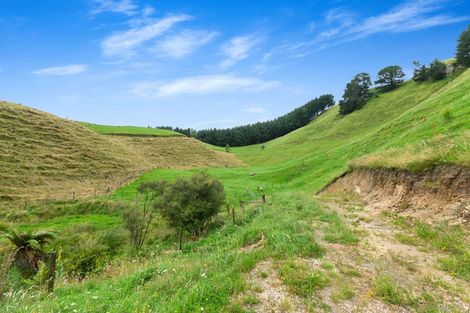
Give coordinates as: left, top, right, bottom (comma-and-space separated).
0, 102, 241, 206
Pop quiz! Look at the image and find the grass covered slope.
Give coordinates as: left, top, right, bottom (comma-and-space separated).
0, 102, 241, 206
232, 69, 470, 192
80, 122, 182, 137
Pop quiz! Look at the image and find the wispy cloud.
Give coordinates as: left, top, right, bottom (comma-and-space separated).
243, 106, 266, 113
33, 64, 87, 76
131, 75, 280, 97
101, 14, 191, 58
90, 0, 138, 16
155, 30, 219, 59
220, 34, 263, 69
283, 0, 468, 58
316, 0, 469, 46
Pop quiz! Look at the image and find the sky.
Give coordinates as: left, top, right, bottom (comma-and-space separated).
0, 0, 469, 129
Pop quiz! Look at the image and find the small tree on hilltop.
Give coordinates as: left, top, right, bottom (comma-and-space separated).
339, 72, 372, 115
428, 59, 447, 81
375, 65, 405, 91
456, 24, 470, 67
412, 61, 429, 82
155, 172, 225, 250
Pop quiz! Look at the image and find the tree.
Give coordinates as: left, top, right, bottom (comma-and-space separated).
456, 25, 470, 67
123, 181, 168, 250
412, 61, 429, 82
427, 59, 447, 81
339, 72, 372, 115
0, 225, 55, 278
375, 65, 405, 91
155, 172, 225, 250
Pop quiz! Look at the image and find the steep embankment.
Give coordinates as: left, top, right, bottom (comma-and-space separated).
323, 165, 470, 224
0, 101, 240, 206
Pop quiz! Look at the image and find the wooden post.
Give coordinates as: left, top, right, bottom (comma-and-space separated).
226, 205, 230, 215
178, 228, 183, 251
107, 186, 110, 194
47, 252, 57, 293
72, 192, 75, 200
262, 195, 266, 203
232, 207, 236, 224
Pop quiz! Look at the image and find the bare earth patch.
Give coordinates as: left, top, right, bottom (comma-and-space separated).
314, 195, 470, 312
241, 260, 308, 313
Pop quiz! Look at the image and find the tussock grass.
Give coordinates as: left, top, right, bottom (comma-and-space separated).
373, 274, 415, 306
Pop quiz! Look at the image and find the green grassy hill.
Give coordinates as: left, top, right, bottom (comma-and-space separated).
231, 68, 470, 191
2, 69, 469, 312
80, 122, 182, 137
0, 102, 240, 206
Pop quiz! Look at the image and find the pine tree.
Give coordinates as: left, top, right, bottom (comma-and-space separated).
339, 73, 372, 115
456, 25, 470, 67
412, 61, 429, 82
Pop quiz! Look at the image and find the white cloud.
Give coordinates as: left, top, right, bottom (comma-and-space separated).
220, 34, 262, 69
101, 14, 191, 58
155, 30, 219, 59
316, 0, 469, 45
33, 64, 87, 76
90, 0, 138, 15
244, 106, 266, 113
131, 75, 280, 97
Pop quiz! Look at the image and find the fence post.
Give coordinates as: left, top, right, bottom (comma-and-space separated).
232, 207, 236, 224
47, 252, 57, 293
72, 192, 75, 200
262, 195, 266, 203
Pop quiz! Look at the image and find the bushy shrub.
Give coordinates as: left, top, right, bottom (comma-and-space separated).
155, 172, 225, 250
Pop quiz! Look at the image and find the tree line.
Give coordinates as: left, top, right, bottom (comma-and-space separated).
160, 95, 335, 147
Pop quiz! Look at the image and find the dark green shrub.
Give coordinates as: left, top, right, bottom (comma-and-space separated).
428, 59, 447, 81
156, 172, 225, 250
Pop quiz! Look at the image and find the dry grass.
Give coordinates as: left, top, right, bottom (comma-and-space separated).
0, 101, 241, 206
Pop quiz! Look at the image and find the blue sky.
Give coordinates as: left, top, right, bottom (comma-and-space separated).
1, 0, 469, 129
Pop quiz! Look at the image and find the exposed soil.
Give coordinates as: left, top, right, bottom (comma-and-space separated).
321, 165, 470, 225
314, 197, 470, 312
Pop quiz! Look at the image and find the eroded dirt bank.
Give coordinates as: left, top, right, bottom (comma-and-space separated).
321, 165, 470, 225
